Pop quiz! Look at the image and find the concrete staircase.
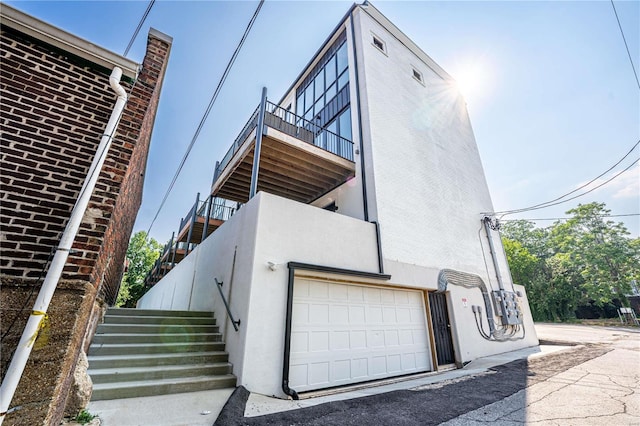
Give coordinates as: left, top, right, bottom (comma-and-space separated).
88, 308, 236, 400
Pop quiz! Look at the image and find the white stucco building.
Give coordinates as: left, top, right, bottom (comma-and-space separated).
138, 2, 538, 399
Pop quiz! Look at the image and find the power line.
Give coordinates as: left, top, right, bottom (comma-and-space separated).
124, 0, 156, 57
502, 213, 639, 222
499, 158, 639, 217
611, 0, 640, 90
145, 0, 265, 239
492, 139, 640, 216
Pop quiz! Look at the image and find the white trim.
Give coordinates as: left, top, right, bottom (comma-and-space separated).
0, 3, 139, 79
359, 4, 453, 81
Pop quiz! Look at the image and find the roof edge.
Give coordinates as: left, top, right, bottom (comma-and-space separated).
1, 3, 139, 79
359, 2, 454, 81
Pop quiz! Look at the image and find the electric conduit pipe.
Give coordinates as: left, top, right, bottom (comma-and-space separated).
0, 67, 128, 424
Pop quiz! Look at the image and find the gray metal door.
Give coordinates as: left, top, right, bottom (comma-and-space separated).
429, 292, 455, 365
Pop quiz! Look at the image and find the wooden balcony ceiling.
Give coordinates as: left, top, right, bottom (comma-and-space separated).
177, 216, 224, 244
212, 127, 356, 204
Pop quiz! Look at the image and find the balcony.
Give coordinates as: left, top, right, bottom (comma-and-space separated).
211, 101, 356, 204
176, 194, 236, 244
144, 195, 236, 287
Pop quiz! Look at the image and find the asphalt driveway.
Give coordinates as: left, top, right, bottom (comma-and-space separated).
215, 342, 612, 425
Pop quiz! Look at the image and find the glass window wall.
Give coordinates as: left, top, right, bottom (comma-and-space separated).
296, 40, 350, 131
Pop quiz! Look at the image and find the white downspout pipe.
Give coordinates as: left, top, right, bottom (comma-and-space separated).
0, 67, 128, 423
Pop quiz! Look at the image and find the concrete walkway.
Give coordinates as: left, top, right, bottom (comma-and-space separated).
441, 323, 640, 426
87, 388, 234, 426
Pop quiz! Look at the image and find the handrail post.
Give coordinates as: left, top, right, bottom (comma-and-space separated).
169, 232, 177, 268
201, 195, 213, 241
185, 193, 200, 255
212, 160, 220, 188
214, 278, 240, 332
249, 87, 268, 199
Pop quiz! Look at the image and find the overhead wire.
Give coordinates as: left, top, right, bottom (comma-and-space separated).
499, 158, 639, 217
145, 0, 265, 239
490, 139, 639, 216
501, 213, 639, 222
124, 0, 156, 57
610, 0, 640, 90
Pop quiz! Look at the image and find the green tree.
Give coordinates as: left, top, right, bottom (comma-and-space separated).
116, 231, 162, 307
550, 203, 638, 306
501, 202, 639, 321
501, 219, 550, 259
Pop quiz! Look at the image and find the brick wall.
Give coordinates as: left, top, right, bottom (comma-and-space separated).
0, 24, 171, 425
1, 27, 121, 282
87, 32, 172, 304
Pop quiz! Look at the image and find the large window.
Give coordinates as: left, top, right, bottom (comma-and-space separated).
296, 40, 350, 130
317, 106, 352, 155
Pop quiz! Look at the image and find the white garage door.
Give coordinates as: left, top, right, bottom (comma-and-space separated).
289, 278, 432, 392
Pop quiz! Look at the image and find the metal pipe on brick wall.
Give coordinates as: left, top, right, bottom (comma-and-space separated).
0, 67, 128, 423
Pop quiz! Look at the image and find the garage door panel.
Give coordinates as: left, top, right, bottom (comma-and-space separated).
290, 279, 433, 392
291, 349, 430, 387
291, 331, 309, 353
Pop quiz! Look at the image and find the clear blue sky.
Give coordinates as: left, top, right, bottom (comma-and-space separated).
6, 0, 639, 241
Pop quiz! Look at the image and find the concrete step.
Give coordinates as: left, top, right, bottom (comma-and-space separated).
95, 323, 219, 335
102, 314, 216, 326
88, 351, 229, 369
88, 341, 225, 356
91, 332, 222, 344
105, 308, 212, 317
91, 375, 237, 401
89, 362, 233, 384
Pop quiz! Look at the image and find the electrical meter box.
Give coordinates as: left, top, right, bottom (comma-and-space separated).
492, 290, 523, 325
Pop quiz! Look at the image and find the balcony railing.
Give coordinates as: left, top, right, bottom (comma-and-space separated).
179, 196, 236, 232
213, 100, 354, 182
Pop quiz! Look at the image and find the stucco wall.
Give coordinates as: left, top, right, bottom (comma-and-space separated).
138, 192, 380, 396
353, 9, 503, 285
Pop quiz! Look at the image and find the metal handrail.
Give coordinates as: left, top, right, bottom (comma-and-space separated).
265, 101, 354, 161
215, 106, 260, 180
213, 99, 354, 183
214, 278, 240, 332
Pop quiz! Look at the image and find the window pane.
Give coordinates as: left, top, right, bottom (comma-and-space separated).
327, 119, 337, 134
338, 107, 352, 141
314, 71, 324, 101
326, 82, 337, 101
337, 42, 348, 74
325, 56, 336, 84
313, 97, 324, 116
304, 108, 313, 122
337, 70, 349, 91
304, 84, 314, 112
296, 93, 304, 116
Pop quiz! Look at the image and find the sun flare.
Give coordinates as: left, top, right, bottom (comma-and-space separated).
452, 60, 492, 102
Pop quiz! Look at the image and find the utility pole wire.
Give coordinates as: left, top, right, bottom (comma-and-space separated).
124, 0, 156, 57
499, 158, 639, 217
611, 0, 640, 90
502, 213, 639, 222
491, 139, 639, 216
145, 0, 265, 239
